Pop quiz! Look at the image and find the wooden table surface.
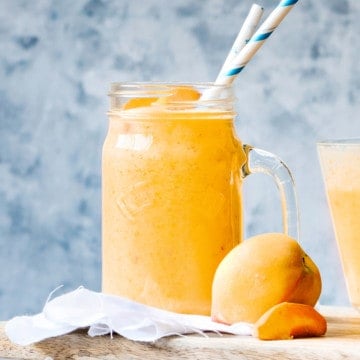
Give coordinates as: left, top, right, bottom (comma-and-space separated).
1, 306, 360, 360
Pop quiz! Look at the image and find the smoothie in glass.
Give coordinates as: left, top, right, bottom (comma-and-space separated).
318, 139, 360, 309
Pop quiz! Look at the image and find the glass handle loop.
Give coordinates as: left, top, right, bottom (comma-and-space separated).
242, 145, 299, 240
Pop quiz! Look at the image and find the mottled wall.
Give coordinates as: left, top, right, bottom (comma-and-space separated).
0, 0, 359, 319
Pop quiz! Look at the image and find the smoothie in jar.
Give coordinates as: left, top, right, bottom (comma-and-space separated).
102, 84, 246, 315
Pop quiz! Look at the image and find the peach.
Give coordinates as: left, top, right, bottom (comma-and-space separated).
211, 233, 322, 324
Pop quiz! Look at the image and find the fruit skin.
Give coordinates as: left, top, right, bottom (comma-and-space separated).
211, 233, 322, 324
253, 302, 327, 340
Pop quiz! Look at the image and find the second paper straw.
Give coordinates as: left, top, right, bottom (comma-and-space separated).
215, 0, 299, 85
218, 4, 264, 76
201, 4, 263, 101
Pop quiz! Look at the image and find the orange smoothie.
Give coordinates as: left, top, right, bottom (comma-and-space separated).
102, 105, 246, 314
318, 142, 360, 308
326, 189, 360, 307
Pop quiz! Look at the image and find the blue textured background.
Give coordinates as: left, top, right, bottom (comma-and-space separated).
0, 0, 359, 319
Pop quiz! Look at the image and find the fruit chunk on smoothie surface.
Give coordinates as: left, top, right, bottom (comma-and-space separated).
155, 85, 201, 103
123, 85, 201, 110
123, 97, 158, 109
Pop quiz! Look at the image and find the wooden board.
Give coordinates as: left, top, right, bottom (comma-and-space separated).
1, 306, 360, 360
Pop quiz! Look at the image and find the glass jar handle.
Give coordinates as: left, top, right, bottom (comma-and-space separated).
242, 145, 299, 240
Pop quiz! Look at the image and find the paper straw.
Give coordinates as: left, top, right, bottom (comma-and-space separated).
215, 0, 299, 86
218, 4, 264, 76
201, 4, 263, 101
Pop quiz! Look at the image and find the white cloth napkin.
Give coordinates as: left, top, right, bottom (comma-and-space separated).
5, 287, 253, 346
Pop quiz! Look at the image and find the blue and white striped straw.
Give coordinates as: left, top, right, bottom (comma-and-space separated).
215, 0, 299, 85
218, 4, 264, 75
201, 4, 263, 101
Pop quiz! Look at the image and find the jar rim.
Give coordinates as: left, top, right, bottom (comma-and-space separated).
108, 82, 233, 96
108, 82, 235, 115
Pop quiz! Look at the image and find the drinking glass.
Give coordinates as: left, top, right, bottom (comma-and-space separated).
318, 139, 360, 309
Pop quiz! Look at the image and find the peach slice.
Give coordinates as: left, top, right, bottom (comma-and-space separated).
253, 302, 327, 340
